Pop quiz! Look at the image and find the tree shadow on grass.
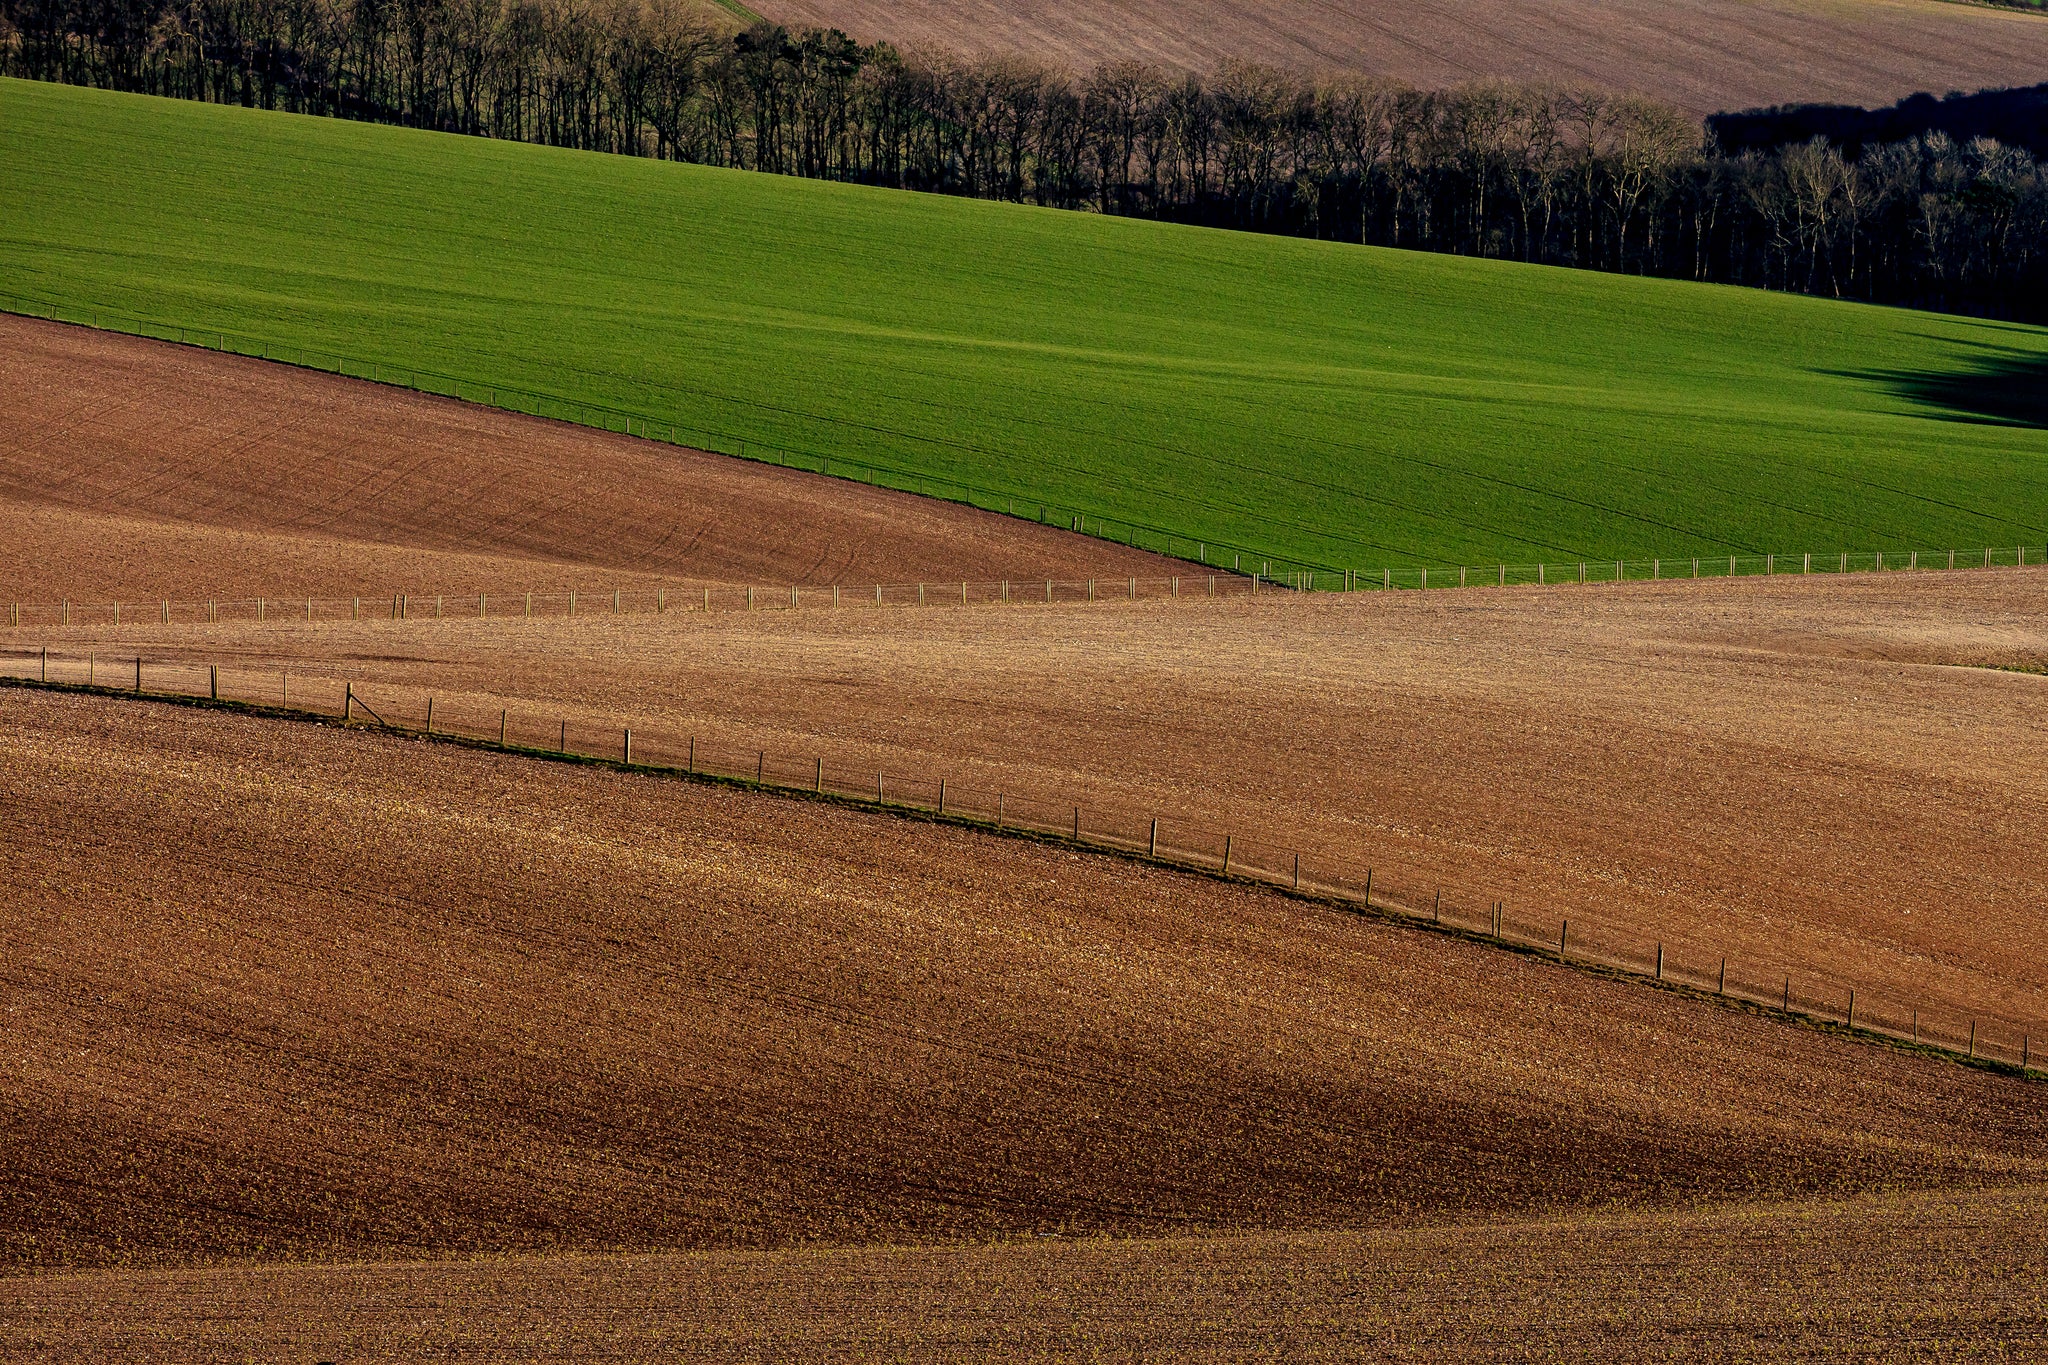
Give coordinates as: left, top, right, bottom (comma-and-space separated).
1844, 339, 2048, 430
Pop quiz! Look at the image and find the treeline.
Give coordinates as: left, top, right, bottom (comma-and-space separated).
6, 0, 2047, 319
1711, 83, 2048, 161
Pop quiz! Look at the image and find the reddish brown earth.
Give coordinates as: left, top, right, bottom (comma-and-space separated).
1, 688, 2041, 1275
23, 564, 2047, 1039
0, 314, 1180, 602
762, 0, 2048, 117
8, 1185, 2047, 1362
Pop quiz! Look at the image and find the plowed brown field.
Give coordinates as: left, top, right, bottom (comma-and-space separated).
32, 564, 2048, 1037
763, 0, 2048, 117
0, 314, 1180, 601
2, 689, 2042, 1273
8, 1185, 2047, 1362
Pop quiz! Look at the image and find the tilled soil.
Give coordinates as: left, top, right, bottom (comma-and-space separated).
1, 689, 2042, 1270
762, 0, 2048, 118
29, 565, 2048, 1037
0, 314, 1181, 601
8, 1185, 2047, 1362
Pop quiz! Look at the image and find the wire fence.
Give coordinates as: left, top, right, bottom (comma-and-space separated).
5, 643, 2038, 1082
5, 543, 2046, 631
0, 575, 1251, 628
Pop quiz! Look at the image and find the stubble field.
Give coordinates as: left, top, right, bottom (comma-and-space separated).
9, 1185, 2048, 1361
29, 563, 2048, 1040
2, 689, 2043, 1275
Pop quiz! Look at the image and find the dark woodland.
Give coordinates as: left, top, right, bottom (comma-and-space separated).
6, 0, 2047, 319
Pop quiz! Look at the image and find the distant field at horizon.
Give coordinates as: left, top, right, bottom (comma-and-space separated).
762, 0, 2048, 119
5, 78, 2048, 572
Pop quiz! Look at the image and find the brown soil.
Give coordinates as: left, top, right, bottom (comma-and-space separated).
761, 0, 2048, 118
0, 314, 1180, 601
2, 688, 2042, 1271
9, 1185, 2047, 1362
28, 565, 2048, 1038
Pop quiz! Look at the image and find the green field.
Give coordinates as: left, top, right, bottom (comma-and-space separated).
4, 77, 2046, 571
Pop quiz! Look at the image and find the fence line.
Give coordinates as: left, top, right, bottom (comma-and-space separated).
3, 644, 2037, 1083
3, 544, 2044, 632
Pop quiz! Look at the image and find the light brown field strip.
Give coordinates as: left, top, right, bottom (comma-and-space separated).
21, 567, 2048, 1036
9, 1184, 2048, 1362
2, 688, 2043, 1273
6, 647, 2038, 1077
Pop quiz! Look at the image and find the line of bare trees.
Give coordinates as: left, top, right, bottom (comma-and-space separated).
6, 0, 2045, 319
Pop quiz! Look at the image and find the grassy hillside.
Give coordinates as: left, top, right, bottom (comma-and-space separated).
4, 78, 2046, 572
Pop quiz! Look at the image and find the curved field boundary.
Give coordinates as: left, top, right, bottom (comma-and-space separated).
0, 300, 1285, 579
12, 294, 2043, 592
6, 646, 2038, 1082
5, 547, 2046, 631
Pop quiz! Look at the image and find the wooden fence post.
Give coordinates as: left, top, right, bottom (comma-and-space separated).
623, 729, 632, 764
1782, 977, 1790, 1011
426, 697, 433, 735
1969, 1021, 1977, 1059
40, 646, 46, 682
1560, 920, 1568, 958
1431, 889, 1438, 923
135, 656, 142, 692
1073, 806, 1081, 840
756, 751, 764, 783
1718, 959, 1726, 995
209, 666, 218, 700
814, 758, 822, 793
499, 709, 506, 744
1149, 819, 1158, 857
1292, 853, 1300, 888
939, 780, 946, 814
876, 769, 884, 802
1364, 868, 1373, 903
344, 683, 353, 721
1222, 834, 1231, 874
1655, 943, 1663, 980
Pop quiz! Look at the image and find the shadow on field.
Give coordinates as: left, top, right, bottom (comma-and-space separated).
1853, 340, 2048, 429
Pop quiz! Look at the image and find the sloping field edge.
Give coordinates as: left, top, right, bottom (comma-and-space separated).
4, 662, 2038, 1086
0, 300, 1279, 576
10, 303, 2048, 590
